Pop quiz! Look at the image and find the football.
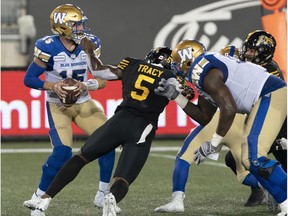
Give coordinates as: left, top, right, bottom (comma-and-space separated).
60, 78, 80, 107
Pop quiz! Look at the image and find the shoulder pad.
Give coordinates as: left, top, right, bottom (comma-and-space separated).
34, 36, 55, 62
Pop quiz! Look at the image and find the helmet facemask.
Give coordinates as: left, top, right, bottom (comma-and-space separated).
69, 19, 90, 44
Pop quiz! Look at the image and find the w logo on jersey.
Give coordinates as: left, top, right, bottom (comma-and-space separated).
53, 12, 67, 24
177, 47, 194, 62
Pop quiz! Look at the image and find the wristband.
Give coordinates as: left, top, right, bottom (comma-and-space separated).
82, 79, 99, 91
210, 133, 223, 147
174, 94, 189, 109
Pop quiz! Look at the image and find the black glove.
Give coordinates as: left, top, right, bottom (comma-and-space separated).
181, 85, 195, 100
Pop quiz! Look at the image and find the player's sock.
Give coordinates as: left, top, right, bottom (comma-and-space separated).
36, 188, 45, 197
38, 145, 72, 191
46, 155, 86, 198
172, 157, 190, 192
98, 181, 109, 193
98, 150, 115, 183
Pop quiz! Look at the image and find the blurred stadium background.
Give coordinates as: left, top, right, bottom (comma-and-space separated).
1, 0, 286, 215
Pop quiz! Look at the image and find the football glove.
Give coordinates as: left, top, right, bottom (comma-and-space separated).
194, 141, 218, 165
181, 85, 195, 100
275, 137, 287, 150
155, 78, 182, 100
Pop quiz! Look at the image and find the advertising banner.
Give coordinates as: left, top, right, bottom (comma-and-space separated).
1, 71, 198, 139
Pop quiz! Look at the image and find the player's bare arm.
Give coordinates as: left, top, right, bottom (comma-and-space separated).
183, 95, 217, 126
81, 37, 123, 79
203, 68, 237, 137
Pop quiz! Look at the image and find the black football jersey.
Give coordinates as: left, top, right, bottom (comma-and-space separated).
115, 57, 174, 128
263, 60, 284, 80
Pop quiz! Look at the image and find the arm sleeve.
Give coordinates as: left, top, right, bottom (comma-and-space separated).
23, 61, 46, 90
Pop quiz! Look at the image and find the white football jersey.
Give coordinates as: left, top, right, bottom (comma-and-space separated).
34, 34, 101, 104
189, 52, 271, 114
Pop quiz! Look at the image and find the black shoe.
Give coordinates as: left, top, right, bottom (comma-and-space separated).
244, 187, 265, 207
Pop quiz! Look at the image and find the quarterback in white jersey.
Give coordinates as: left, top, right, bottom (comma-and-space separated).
34, 33, 101, 104
155, 40, 287, 216
23, 4, 117, 216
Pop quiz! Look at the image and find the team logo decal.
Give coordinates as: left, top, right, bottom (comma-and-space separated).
53, 12, 67, 24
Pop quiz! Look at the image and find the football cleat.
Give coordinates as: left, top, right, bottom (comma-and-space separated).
102, 193, 117, 216
278, 199, 287, 216
30, 193, 46, 216
260, 184, 279, 212
94, 189, 109, 208
244, 187, 265, 207
94, 190, 121, 214
31, 209, 45, 216
278, 211, 287, 216
23, 197, 51, 212
155, 191, 185, 213
267, 193, 279, 212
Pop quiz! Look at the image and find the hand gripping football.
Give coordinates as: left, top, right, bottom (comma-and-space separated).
60, 78, 80, 107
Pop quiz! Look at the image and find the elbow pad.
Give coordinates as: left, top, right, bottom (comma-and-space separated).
24, 62, 45, 89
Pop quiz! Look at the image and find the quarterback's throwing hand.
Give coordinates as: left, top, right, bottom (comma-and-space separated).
194, 141, 218, 165
154, 78, 182, 100
80, 37, 96, 55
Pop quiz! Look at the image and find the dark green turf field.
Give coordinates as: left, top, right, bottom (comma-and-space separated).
1, 140, 277, 215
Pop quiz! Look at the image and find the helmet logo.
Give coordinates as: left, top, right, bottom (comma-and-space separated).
177, 47, 194, 62
53, 12, 67, 24
256, 35, 273, 47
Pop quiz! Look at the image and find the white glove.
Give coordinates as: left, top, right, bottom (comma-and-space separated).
194, 141, 218, 165
276, 137, 287, 150
154, 78, 182, 100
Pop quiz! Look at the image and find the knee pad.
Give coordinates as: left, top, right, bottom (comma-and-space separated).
110, 177, 129, 203
249, 156, 279, 180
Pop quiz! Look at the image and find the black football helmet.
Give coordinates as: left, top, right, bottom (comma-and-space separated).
144, 47, 173, 69
240, 30, 276, 65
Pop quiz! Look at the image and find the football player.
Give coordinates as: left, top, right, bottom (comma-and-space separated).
155, 43, 251, 213
23, 41, 181, 216
225, 30, 287, 208
155, 31, 287, 214
23, 4, 116, 216
155, 39, 287, 216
